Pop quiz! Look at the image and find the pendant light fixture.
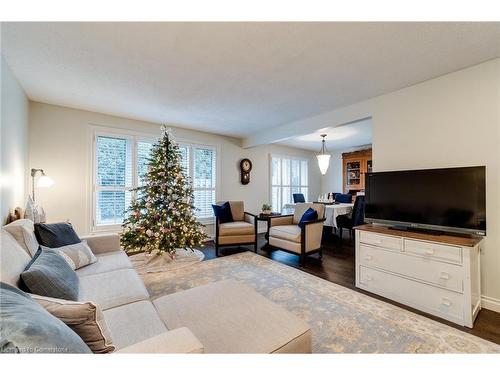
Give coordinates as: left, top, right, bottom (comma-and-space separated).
316, 134, 331, 175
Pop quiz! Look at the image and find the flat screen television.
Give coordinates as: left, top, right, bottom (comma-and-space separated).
365, 166, 486, 235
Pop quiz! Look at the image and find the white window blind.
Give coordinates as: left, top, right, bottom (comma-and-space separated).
94, 134, 153, 229
271, 155, 308, 212
178, 143, 217, 219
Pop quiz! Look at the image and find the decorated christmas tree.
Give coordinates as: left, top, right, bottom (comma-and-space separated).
121, 126, 207, 257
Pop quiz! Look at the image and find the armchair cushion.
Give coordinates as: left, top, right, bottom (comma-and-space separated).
212, 202, 233, 224
298, 208, 318, 228
219, 221, 255, 236
269, 225, 301, 243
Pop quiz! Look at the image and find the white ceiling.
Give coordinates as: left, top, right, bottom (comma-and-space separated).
277, 118, 372, 152
2, 22, 499, 138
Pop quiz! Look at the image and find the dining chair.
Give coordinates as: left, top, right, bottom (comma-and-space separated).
336, 195, 365, 240
292, 193, 306, 203
334, 193, 352, 203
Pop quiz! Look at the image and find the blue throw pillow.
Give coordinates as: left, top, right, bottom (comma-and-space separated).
21, 248, 79, 301
298, 208, 318, 228
0, 282, 91, 353
34, 222, 81, 248
212, 202, 233, 224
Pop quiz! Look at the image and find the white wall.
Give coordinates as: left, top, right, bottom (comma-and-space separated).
245, 58, 500, 308
320, 146, 372, 195
371, 59, 500, 308
1, 56, 29, 223
28, 102, 321, 237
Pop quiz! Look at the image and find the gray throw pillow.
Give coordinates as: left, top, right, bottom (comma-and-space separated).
21, 248, 80, 301
0, 282, 91, 353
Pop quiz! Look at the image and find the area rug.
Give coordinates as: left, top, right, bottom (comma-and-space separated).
139, 251, 500, 353
130, 249, 204, 274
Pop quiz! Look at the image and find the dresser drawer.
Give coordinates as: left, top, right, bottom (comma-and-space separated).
358, 266, 464, 324
359, 231, 402, 251
404, 239, 462, 264
359, 244, 463, 292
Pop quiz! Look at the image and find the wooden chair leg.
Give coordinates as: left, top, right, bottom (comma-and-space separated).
215, 244, 219, 257
339, 227, 343, 241
319, 248, 323, 259
299, 253, 306, 266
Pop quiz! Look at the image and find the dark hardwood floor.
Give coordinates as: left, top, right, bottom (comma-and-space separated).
199, 230, 500, 345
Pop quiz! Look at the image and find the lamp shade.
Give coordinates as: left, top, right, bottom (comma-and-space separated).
317, 154, 331, 175
37, 175, 54, 188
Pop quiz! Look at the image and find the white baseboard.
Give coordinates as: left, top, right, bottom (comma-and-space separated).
481, 295, 500, 313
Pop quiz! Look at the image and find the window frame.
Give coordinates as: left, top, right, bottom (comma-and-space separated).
269, 154, 309, 212
176, 140, 219, 225
91, 128, 156, 233
90, 126, 220, 233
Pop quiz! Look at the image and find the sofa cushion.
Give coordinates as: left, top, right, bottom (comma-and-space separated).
0, 229, 31, 287
79, 268, 149, 310
34, 222, 81, 248
218, 221, 255, 236
103, 300, 167, 350
0, 282, 91, 353
21, 248, 80, 301
76, 251, 132, 277
3, 219, 39, 256
31, 294, 115, 353
270, 225, 302, 243
117, 328, 204, 354
43, 240, 97, 270
153, 279, 311, 353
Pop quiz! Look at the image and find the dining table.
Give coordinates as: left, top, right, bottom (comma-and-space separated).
282, 202, 354, 229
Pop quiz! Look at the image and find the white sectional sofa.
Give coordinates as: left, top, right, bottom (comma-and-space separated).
1, 222, 312, 353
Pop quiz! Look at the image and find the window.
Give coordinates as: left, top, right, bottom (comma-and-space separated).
93, 133, 154, 230
92, 131, 217, 231
270, 155, 308, 212
178, 143, 217, 219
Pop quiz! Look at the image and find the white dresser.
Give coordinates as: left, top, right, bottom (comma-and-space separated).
355, 225, 483, 327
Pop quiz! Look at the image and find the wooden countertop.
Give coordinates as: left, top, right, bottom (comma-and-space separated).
354, 224, 483, 247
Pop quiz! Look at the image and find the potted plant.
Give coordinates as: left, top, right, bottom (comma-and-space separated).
261, 203, 272, 215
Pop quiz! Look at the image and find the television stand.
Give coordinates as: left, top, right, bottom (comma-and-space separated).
388, 225, 444, 236
354, 224, 483, 328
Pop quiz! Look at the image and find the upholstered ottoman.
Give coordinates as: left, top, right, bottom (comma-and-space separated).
152, 279, 311, 353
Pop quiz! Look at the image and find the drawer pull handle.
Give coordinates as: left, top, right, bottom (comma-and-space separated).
364, 276, 373, 282
364, 255, 373, 261
441, 298, 452, 307
439, 272, 450, 280
425, 249, 434, 256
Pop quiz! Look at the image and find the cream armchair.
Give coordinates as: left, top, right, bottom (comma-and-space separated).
214, 201, 257, 257
268, 203, 326, 265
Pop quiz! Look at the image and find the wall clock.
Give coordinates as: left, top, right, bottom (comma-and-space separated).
240, 158, 252, 185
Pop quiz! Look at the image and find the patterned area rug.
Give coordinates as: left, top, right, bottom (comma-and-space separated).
139, 251, 500, 353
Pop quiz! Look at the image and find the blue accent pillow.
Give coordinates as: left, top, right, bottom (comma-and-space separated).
18, 246, 43, 292
212, 202, 233, 224
298, 208, 318, 228
34, 222, 81, 248
21, 248, 80, 301
0, 282, 91, 353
